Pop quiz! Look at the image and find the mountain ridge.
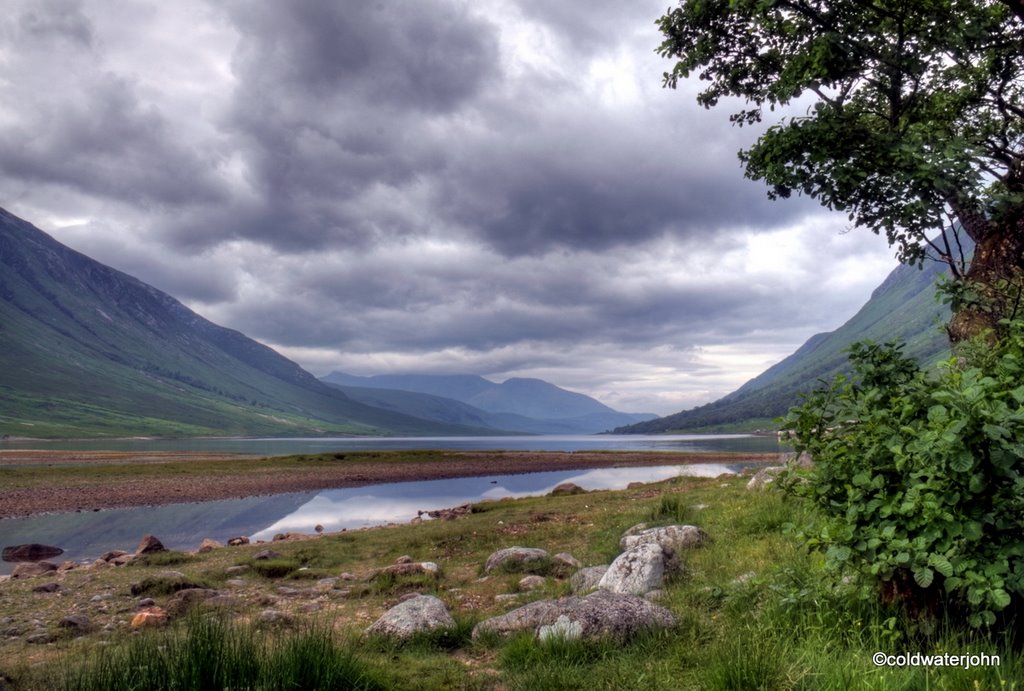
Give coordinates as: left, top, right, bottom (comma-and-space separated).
614, 255, 955, 433
0, 208, 499, 438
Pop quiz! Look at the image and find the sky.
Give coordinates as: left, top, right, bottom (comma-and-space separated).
0, 0, 902, 416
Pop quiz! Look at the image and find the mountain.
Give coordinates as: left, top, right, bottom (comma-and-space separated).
321, 373, 657, 433
615, 256, 955, 433
0, 208, 500, 438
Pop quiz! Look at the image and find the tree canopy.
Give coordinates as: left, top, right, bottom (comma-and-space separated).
658, 0, 1024, 341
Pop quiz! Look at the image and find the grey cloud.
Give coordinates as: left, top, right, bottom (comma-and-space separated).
18, 0, 94, 47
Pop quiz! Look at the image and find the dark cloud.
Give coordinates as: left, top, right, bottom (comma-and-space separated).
0, 0, 902, 414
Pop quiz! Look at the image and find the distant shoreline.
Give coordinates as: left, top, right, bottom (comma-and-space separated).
0, 449, 780, 519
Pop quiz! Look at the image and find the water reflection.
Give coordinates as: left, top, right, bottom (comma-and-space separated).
1, 462, 752, 575
251, 463, 739, 540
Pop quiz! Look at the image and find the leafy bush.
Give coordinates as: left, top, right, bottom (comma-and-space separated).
784, 322, 1024, 627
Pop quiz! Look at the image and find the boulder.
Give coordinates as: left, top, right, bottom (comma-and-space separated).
253, 549, 283, 561
135, 535, 166, 555
227, 536, 250, 546
746, 466, 785, 491
619, 525, 710, 552
570, 565, 609, 594
197, 538, 222, 553
484, 547, 550, 574
473, 590, 675, 641
598, 544, 676, 596
365, 595, 455, 640
549, 482, 586, 497
2, 543, 63, 563
11, 561, 58, 578
100, 550, 128, 562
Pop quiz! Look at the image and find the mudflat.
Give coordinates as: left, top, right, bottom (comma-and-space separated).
0, 449, 780, 519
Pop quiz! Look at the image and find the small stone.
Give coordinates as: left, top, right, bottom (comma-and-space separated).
198, 538, 222, 553
32, 582, 62, 593
518, 575, 546, 591
137, 598, 156, 608
253, 549, 282, 561
130, 607, 168, 629
226, 579, 248, 588
26, 631, 56, 645
552, 552, 583, 573
395, 555, 414, 564
58, 560, 77, 571
100, 550, 128, 562
257, 609, 292, 626
570, 566, 609, 594
110, 554, 134, 566
12, 561, 58, 578
225, 565, 249, 575
135, 535, 166, 555
59, 615, 93, 635
339, 572, 357, 581
549, 482, 586, 496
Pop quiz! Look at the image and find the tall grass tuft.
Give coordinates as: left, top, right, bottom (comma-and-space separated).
61, 616, 387, 691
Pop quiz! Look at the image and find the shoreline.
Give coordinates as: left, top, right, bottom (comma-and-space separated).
0, 450, 781, 520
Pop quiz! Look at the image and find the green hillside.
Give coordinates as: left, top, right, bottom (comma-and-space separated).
615, 257, 954, 433
0, 208, 495, 438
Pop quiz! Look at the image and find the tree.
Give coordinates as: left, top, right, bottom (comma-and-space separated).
658, 0, 1024, 342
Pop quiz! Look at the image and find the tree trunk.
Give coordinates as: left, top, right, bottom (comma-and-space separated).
947, 214, 1024, 344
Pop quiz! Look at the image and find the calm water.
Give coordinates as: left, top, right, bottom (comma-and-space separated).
1, 433, 784, 455
0, 460, 764, 575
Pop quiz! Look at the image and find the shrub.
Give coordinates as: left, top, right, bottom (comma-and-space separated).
784, 321, 1024, 627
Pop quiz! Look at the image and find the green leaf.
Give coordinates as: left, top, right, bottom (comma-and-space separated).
928, 555, 954, 577
914, 567, 934, 588
991, 589, 1012, 609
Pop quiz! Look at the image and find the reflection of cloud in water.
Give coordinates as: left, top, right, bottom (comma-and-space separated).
252, 463, 738, 540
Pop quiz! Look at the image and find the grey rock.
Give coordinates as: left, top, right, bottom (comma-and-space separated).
26, 631, 55, 645
253, 549, 283, 561
365, 595, 455, 639
746, 466, 785, 491
598, 544, 676, 596
12, 561, 58, 578
619, 525, 710, 552
166, 589, 221, 617
225, 565, 249, 575
226, 579, 248, 588
484, 547, 550, 574
552, 552, 583, 571
198, 538, 222, 553
474, 590, 675, 641
518, 575, 546, 591
31, 582, 62, 593
59, 615, 93, 635
257, 609, 292, 626
570, 565, 609, 594
549, 482, 586, 496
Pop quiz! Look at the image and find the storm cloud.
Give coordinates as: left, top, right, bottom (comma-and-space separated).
0, 0, 900, 415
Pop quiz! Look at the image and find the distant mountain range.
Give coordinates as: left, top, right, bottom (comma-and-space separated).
0, 207, 647, 438
321, 372, 656, 434
615, 253, 956, 433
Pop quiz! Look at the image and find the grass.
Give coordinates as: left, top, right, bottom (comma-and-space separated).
3, 471, 1023, 689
